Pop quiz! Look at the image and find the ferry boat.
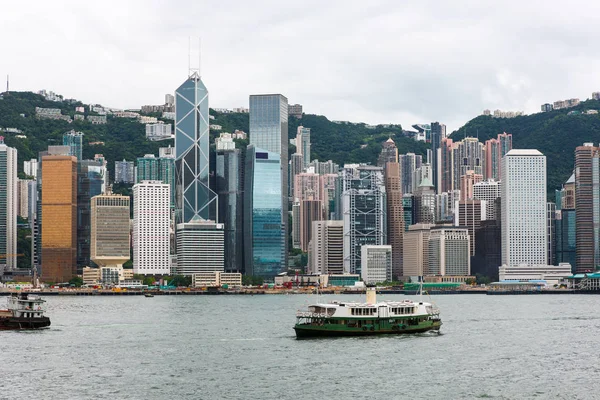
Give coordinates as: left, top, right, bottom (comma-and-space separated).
0, 293, 51, 330
294, 287, 441, 338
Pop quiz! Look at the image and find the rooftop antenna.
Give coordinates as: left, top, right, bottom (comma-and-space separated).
6, 74, 8, 92
188, 37, 201, 78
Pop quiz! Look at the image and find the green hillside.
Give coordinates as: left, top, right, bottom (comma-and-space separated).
451, 99, 600, 194
0, 91, 429, 178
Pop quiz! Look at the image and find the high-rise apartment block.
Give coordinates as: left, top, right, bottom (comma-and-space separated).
90, 194, 130, 268
17, 179, 32, 219
133, 181, 170, 275
175, 72, 218, 223
361, 245, 392, 284
501, 149, 547, 267
41, 153, 78, 282
309, 220, 344, 275
24, 158, 38, 179
385, 162, 404, 279
114, 160, 134, 184
0, 138, 17, 273
399, 153, 422, 194
342, 165, 386, 275
136, 154, 176, 209
377, 138, 398, 167
296, 126, 311, 166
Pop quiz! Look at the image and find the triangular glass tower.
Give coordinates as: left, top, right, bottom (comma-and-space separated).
175, 72, 217, 223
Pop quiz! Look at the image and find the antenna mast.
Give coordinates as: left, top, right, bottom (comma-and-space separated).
188, 37, 202, 78
6, 75, 8, 92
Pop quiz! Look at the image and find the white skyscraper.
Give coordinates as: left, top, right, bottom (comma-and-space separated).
501, 149, 547, 267
24, 158, 38, 179
473, 179, 501, 219
176, 220, 224, 276
0, 137, 17, 272
133, 180, 171, 275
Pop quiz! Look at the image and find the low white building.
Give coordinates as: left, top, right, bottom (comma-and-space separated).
192, 272, 242, 288
498, 263, 572, 286
361, 245, 392, 284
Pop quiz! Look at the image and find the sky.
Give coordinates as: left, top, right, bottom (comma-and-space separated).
2, 0, 600, 132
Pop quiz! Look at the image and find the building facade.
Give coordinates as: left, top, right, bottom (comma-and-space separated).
385, 162, 404, 279
296, 126, 311, 166
90, 194, 130, 268
133, 181, 170, 275
114, 160, 134, 184
0, 138, 17, 272
501, 149, 547, 267
428, 227, 471, 276
176, 220, 224, 276
309, 220, 344, 275
361, 245, 392, 284
575, 144, 600, 272
63, 130, 83, 161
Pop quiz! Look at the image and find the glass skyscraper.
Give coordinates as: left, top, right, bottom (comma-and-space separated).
136, 154, 176, 209
244, 145, 283, 278
249, 94, 288, 270
77, 159, 106, 271
216, 148, 243, 273
175, 72, 217, 223
63, 130, 83, 161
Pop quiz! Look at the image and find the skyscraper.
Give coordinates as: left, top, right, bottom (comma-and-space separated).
175, 72, 217, 223
296, 126, 311, 166
243, 145, 283, 278
41, 153, 78, 282
377, 138, 398, 167
114, 160, 134, 184
501, 149, 547, 267
455, 200, 486, 256
459, 170, 483, 201
399, 153, 422, 194
473, 180, 501, 219
133, 181, 170, 275
309, 220, 344, 275
342, 165, 386, 275
249, 94, 289, 270
90, 194, 130, 269
485, 132, 513, 180
439, 137, 454, 193
63, 130, 84, 161
428, 227, 471, 277
136, 154, 176, 209
574, 143, 600, 272
385, 162, 404, 279
431, 122, 446, 192
452, 138, 485, 191
0, 137, 17, 273
216, 147, 243, 273
176, 220, 224, 276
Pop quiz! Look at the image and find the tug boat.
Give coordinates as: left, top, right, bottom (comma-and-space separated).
294, 287, 441, 338
0, 293, 51, 330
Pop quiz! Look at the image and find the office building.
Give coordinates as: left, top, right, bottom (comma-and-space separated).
342, 165, 386, 275
249, 94, 289, 271
403, 194, 414, 231
403, 223, 435, 278
399, 153, 422, 194
0, 138, 17, 273
63, 130, 84, 160
176, 220, 224, 276
296, 126, 311, 166
136, 154, 176, 209
76, 158, 107, 271
309, 220, 344, 275
385, 162, 404, 279
501, 149, 547, 267
547, 202, 556, 266
321, 173, 339, 220
555, 209, 576, 273
133, 181, 170, 275
575, 144, 600, 272
216, 147, 244, 273
431, 122, 446, 191
472, 219, 502, 281
114, 160, 134, 184
377, 138, 398, 167
428, 227, 470, 276
243, 145, 283, 278
413, 176, 436, 224
90, 194, 130, 268
473, 180, 501, 219
41, 153, 78, 282
361, 245, 392, 284
24, 158, 38, 179
455, 200, 486, 256
438, 137, 454, 193
175, 71, 218, 224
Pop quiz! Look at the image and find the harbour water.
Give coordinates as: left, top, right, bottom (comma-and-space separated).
1, 294, 600, 399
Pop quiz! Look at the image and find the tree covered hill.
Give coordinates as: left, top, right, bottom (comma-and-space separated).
451, 99, 600, 195
0, 91, 429, 178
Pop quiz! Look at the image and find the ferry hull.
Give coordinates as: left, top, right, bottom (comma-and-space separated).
0, 316, 51, 330
294, 320, 441, 338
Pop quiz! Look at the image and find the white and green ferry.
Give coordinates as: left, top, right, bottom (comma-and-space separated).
294, 287, 441, 338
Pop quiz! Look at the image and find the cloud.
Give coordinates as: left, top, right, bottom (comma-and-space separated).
2, 0, 600, 132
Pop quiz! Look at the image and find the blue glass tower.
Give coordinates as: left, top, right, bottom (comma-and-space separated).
175, 72, 217, 223
244, 145, 283, 278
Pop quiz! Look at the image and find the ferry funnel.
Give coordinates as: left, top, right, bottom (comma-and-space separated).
366, 287, 377, 304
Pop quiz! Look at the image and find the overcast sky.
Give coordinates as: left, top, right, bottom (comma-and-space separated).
3, 0, 600, 132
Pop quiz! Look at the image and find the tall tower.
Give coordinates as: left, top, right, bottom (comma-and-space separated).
501, 149, 547, 267
175, 72, 217, 223
63, 130, 84, 161
430, 122, 446, 192
296, 126, 311, 166
249, 94, 289, 271
90, 194, 130, 269
384, 162, 404, 279
0, 137, 17, 273
377, 138, 398, 167
41, 153, 78, 282
575, 143, 600, 272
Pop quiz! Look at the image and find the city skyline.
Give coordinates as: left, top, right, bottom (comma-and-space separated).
3, 1, 600, 132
